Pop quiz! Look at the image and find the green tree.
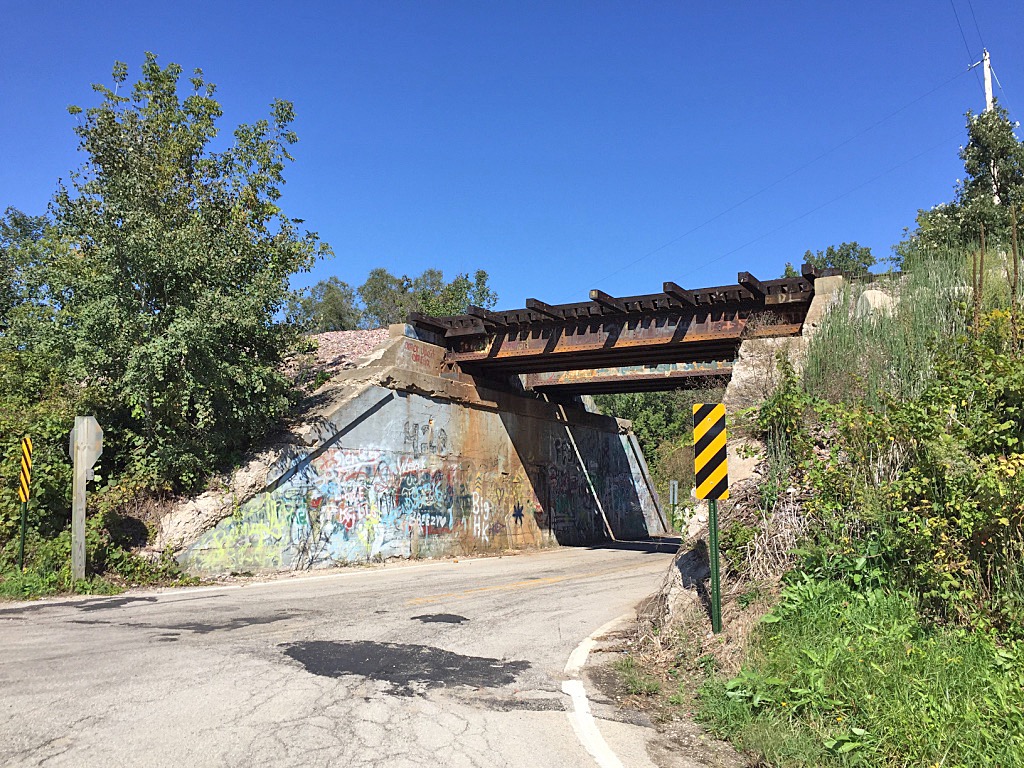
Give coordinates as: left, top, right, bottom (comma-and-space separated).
780, 262, 800, 278
289, 277, 361, 333
0, 208, 48, 333
418, 269, 498, 316
358, 267, 498, 326
802, 241, 875, 276
957, 104, 1024, 244
895, 103, 1024, 265
0, 209, 77, 551
593, 391, 696, 458
358, 268, 418, 327
49, 54, 330, 488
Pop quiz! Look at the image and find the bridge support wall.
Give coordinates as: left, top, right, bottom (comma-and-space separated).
177, 335, 664, 575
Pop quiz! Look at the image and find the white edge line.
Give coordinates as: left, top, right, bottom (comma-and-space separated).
563, 612, 632, 768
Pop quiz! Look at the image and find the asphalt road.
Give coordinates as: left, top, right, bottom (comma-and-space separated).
0, 543, 677, 768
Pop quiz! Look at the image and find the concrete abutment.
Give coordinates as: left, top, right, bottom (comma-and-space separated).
165, 327, 666, 576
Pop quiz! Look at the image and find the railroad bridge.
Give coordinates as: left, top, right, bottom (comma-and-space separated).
408, 265, 832, 396
166, 265, 842, 575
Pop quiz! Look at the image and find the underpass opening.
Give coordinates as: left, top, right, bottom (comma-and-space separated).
406, 267, 830, 546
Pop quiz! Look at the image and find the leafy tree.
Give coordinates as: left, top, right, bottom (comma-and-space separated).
957, 104, 1024, 244
0, 207, 48, 333
418, 269, 498, 316
780, 262, 800, 279
0, 208, 75, 550
802, 241, 875, 276
358, 268, 419, 328
289, 277, 361, 333
49, 54, 330, 488
358, 267, 498, 327
895, 103, 1024, 265
594, 391, 699, 458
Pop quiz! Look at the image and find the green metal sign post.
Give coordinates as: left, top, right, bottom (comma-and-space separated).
708, 499, 722, 634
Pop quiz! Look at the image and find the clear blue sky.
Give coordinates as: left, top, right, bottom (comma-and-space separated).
2, 1, 1021, 307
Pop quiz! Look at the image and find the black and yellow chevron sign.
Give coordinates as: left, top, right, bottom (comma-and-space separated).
17, 435, 33, 503
693, 404, 729, 500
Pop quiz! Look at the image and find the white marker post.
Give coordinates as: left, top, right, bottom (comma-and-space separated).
69, 416, 103, 583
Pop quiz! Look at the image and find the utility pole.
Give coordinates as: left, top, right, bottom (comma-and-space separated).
69, 416, 103, 584
983, 49, 994, 112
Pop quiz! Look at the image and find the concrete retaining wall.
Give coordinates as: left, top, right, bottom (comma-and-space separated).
178, 341, 664, 574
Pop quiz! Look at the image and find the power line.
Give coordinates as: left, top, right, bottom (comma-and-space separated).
966, 0, 986, 50
991, 66, 1016, 120
590, 66, 973, 285
670, 131, 963, 284
950, 0, 984, 89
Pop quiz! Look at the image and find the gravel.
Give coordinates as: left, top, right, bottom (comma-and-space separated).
288, 328, 391, 391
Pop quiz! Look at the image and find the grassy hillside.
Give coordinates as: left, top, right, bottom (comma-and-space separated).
696, 241, 1024, 766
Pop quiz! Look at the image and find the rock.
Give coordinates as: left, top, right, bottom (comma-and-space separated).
801, 275, 844, 337
661, 541, 711, 627
856, 288, 896, 319
723, 336, 805, 411
727, 438, 762, 486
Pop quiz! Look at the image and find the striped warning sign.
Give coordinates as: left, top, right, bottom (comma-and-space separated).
693, 404, 729, 500
18, 435, 33, 503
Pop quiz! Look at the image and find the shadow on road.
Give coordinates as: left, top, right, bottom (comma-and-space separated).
584, 536, 681, 555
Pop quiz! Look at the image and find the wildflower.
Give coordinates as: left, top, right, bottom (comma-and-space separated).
837, 716, 843, 722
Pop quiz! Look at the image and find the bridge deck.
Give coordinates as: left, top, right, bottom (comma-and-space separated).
408, 266, 825, 392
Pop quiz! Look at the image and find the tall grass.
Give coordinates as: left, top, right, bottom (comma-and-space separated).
803, 248, 970, 408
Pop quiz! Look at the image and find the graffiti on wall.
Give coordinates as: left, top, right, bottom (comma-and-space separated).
542, 432, 651, 543
180, 389, 658, 575
403, 420, 448, 455
182, 445, 547, 573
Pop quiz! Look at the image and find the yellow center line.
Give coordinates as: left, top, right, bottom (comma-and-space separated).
406, 563, 654, 606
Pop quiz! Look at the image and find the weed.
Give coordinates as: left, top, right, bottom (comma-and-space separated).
737, 586, 764, 609
614, 655, 662, 696
699, 576, 1024, 766
721, 521, 757, 573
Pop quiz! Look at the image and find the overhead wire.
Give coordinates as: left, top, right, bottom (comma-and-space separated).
949, 0, 983, 88
590, 65, 974, 285
965, 0, 986, 50
670, 131, 963, 283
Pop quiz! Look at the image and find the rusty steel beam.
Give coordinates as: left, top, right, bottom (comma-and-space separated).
447, 309, 803, 371
738, 271, 764, 299
663, 281, 696, 305
407, 312, 448, 332
589, 289, 627, 312
447, 313, 804, 374
449, 313, 740, 361
466, 305, 506, 327
413, 275, 814, 332
523, 361, 734, 391
406, 275, 816, 378
525, 298, 564, 319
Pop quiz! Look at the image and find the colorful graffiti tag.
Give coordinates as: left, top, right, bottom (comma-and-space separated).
181, 446, 546, 573
180, 391, 658, 575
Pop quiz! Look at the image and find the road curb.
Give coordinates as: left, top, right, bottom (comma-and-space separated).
563, 612, 633, 768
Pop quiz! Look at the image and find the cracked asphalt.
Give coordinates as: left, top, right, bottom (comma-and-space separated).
0, 543, 676, 768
